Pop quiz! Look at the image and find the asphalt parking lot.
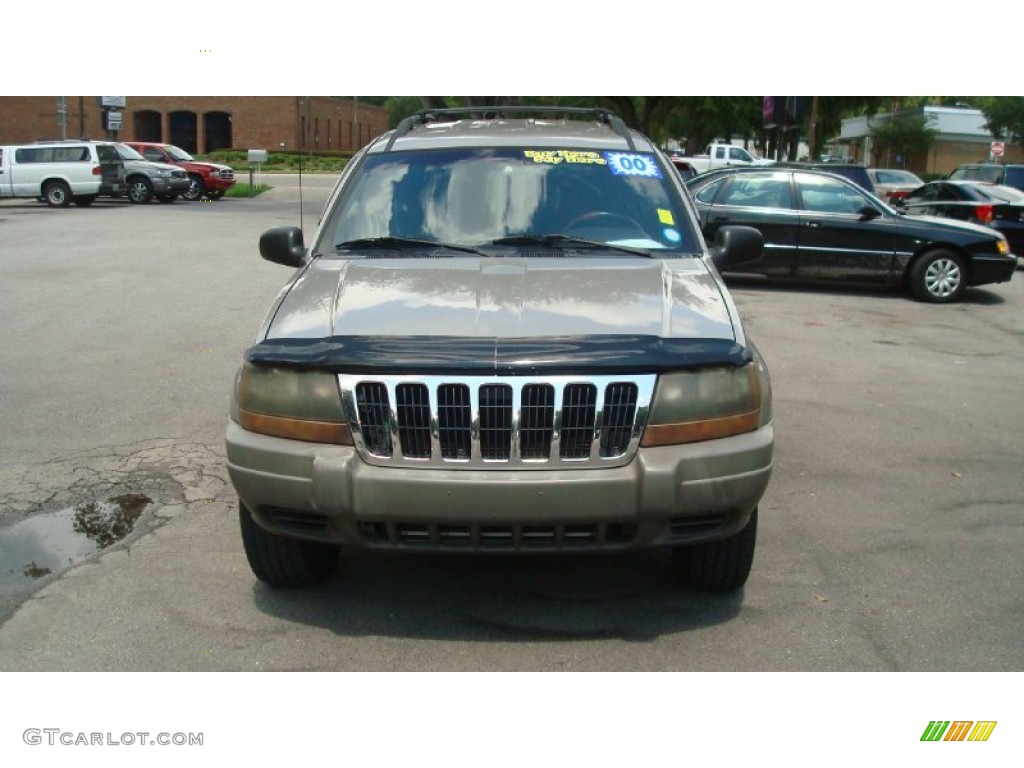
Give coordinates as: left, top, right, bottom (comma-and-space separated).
0, 182, 1022, 671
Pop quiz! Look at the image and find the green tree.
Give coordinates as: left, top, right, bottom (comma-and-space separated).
868, 112, 938, 167
979, 96, 1024, 147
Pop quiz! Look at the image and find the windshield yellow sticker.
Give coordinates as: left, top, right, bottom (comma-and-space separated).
524, 150, 608, 165
657, 209, 675, 225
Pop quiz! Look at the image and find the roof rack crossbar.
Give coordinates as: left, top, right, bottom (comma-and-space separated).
383, 106, 636, 152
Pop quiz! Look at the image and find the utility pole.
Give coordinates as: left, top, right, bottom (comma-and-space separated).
809, 96, 819, 161
57, 97, 68, 139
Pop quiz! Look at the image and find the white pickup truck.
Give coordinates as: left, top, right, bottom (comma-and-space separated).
685, 142, 774, 175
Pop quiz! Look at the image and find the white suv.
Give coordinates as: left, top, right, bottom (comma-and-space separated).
0, 140, 125, 207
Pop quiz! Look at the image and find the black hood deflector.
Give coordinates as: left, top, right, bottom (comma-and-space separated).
245, 335, 751, 375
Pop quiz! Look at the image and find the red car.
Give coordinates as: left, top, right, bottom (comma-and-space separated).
123, 142, 235, 201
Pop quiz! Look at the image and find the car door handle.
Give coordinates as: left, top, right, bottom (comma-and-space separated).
804, 221, 822, 228
711, 215, 731, 222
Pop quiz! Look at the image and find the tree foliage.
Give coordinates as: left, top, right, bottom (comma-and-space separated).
979, 96, 1024, 147
868, 113, 938, 167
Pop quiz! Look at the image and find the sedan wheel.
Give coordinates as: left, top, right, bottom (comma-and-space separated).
910, 249, 966, 303
127, 178, 153, 204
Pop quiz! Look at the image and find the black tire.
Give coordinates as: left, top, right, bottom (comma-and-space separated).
207, 190, 225, 200
43, 181, 71, 208
238, 499, 339, 587
156, 193, 178, 204
909, 249, 967, 303
73, 195, 97, 207
182, 175, 205, 201
672, 508, 757, 591
127, 177, 154, 204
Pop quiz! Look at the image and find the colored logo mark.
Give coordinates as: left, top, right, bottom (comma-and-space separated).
921, 721, 997, 742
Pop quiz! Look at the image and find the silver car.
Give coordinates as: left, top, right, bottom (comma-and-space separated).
114, 143, 190, 204
226, 107, 773, 592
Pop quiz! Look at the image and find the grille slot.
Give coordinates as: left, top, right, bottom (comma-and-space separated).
396, 383, 432, 458
560, 383, 597, 459
344, 374, 653, 469
600, 382, 639, 457
438, 384, 472, 460
355, 382, 392, 456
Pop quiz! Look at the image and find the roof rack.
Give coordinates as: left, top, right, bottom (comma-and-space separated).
384, 106, 636, 152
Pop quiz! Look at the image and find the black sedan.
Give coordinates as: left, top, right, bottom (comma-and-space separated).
897, 180, 1024, 259
685, 167, 1016, 303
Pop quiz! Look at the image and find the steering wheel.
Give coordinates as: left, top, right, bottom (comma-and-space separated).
563, 211, 646, 237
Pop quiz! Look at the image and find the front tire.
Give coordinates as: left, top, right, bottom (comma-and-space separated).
182, 175, 205, 201
238, 499, 339, 587
207, 190, 225, 200
910, 249, 966, 303
672, 508, 757, 591
43, 181, 71, 207
127, 177, 154, 204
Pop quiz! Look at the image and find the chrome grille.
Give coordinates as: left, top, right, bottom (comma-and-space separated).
340, 374, 655, 469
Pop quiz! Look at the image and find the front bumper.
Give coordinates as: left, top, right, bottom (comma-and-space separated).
153, 177, 191, 194
205, 175, 236, 192
225, 419, 774, 552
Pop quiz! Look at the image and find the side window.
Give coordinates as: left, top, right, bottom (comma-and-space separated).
729, 147, 750, 162
907, 185, 937, 203
694, 177, 727, 204
718, 173, 793, 209
797, 173, 869, 214
715, 146, 726, 160
935, 184, 959, 202
142, 149, 163, 162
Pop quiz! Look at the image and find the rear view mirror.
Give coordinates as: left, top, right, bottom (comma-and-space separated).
711, 225, 763, 271
259, 226, 307, 268
858, 205, 881, 220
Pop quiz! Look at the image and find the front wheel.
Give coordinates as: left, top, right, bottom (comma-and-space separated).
127, 177, 153, 204
909, 249, 966, 303
672, 508, 757, 591
207, 190, 225, 200
181, 175, 205, 201
238, 499, 340, 587
43, 181, 71, 207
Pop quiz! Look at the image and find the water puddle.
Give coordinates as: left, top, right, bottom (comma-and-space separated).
0, 494, 152, 617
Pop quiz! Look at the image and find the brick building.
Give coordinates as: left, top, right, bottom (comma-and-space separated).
0, 96, 390, 155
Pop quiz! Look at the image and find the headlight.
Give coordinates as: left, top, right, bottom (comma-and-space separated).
641, 360, 770, 446
233, 363, 352, 444
155, 169, 171, 178
996, 238, 1010, 255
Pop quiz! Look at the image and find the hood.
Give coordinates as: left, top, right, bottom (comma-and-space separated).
124, 159, 181, 173
898, 211, 1003, 239
264, 257, 737, 343
187, 160, 232, 172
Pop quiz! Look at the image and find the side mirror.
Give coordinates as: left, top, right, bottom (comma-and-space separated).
711, 225, 763, 271
259, 225, 307, 268
858, 204, 881, 220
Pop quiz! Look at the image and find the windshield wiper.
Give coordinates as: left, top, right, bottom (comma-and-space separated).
335, 236, 487, 257
489, 234, 652, 257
